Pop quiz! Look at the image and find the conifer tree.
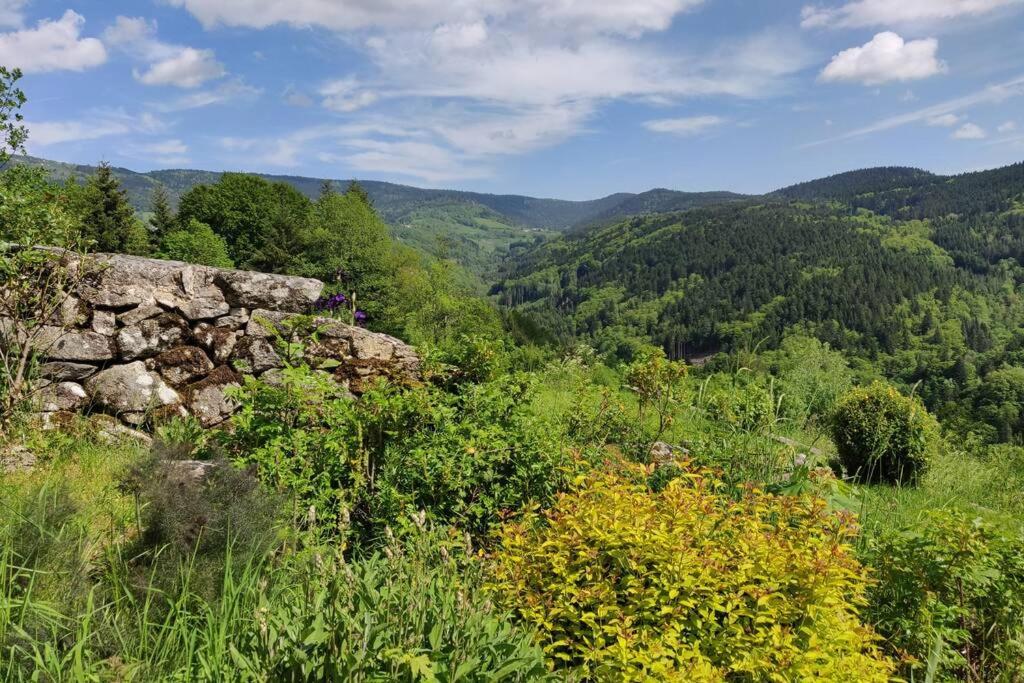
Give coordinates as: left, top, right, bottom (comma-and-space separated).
149, 184, 176, 242
81, 162, 146, 253
346, 180, 372, 207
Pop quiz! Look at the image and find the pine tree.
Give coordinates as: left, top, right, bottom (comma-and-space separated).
81, 162, 145, 253
149, 185, 176, 243
319, 179, 336, 199
345, 180, 372, 207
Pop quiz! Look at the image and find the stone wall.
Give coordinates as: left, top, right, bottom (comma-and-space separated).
24, 253, 420, 429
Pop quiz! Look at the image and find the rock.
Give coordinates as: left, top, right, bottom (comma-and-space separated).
89, 414, 154, 447
118, 301, 163, 327
36, 328, 116, 362
78, 253, 212, 309
151, 346, 214, 386
649, 441, 690, 466
38, 361, 98, 382
91, 310, 117, 336
183, 366, 241, 427
47, 295, 87, 327
155, 286, 230, 321
117, 313, 189, 360
193, 323, 238, 363
85, 361, 181, 417
162, 459, 218, 485
245, 309, 294, 338
215, 270, 322, 313
1, 444, 36, 474
214, 308, 250, 331
231, 336, 282, 374
34, 381, 89, 412
349, 326, 397, 361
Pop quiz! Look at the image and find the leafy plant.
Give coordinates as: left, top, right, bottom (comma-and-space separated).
864, 510, 1024, 681
831, 381, 939, 484
487, 466, 894, 681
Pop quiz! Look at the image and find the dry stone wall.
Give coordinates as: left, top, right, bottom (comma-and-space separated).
24, 252, 420, 429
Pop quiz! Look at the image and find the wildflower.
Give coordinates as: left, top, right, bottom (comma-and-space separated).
354, 309, 368, 324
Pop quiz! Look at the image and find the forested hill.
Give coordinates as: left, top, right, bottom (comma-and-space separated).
496, 160, 1024, 442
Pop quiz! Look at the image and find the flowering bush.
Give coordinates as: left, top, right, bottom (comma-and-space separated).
486, 467, 894, 681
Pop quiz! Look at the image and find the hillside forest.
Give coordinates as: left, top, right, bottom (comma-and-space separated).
4, 67, 1024, 682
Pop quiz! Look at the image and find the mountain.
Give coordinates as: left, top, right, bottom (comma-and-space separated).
569, 188, 752, 231
496, 160, 1024, 440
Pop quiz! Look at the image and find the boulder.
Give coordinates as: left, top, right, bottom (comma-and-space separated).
231, 335, 282, 374
117, 313, 189, 360
91, 310, 117, 336
214, 270, 322, 313
36, 328, 116, 362
85, 361, 181, 416
150, 346, 214, 386
193, 323, 238, 363
155, 286, 230, 321
78, 254, 213, 309
34, 381, 90, 412
245, 309, 294, 338
214, 308, 250, 331
183, 366, 241, 427
118, 301, 163, 327
38, 361, 98, 382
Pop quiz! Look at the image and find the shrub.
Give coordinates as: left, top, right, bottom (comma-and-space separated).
486, 467, 894, 681
864, 511, 1024, 681
159, 218, 234, 268
831, 382, 939, 484
225, 364, 573, 545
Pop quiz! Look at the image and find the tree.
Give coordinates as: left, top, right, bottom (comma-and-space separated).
346, 180, 372, 207
0, 66, 27, 167
78, 162, 149, 254
159, 218, 233, 268
149, 184, 176, 243
319, 179, 336, 199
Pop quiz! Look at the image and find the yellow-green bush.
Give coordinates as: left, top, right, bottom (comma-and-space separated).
486, 467, 894, 681
831, 382, 939, 484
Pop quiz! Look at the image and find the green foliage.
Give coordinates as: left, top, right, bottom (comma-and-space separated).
0, 66, 27, 165
487, 467, 895, 681
224, 363, 572, 545
75, 162, 149, 254
865, 511, 1024, 681
148, 184, 176, 242
831, 382, 939, 484
159, 218, 233, 267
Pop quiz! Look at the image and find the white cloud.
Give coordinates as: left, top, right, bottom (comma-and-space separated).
136, 48, 224, 88
998, 120, 1018, 132
644, 115, 725, 136
927, 113, 962, 126
0, 10, 106, 73
26, 110, 165, 148
319, 78, 379, 112
104, 15, 225, 88
154, 78, 261, 111
167, 0, 705, 36
953, 122, 987, 139
0, 0, 26, 28
821, 32, 945, 85
804, 73, 1024, 146
802, 0, 1024, 29
128, 138, 190, 165
283, 85, 313, 107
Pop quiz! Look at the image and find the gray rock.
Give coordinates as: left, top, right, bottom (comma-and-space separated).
215, 270, 322, 313
78, 254, 214, 309
155, 286, 230, 321
214, 308, 250, 331
35, 328, 116, 362
193, 323, 238, 363
34, 381, 89, 412
118, 302, 163, 327
85, 361, 181, 416
89, 414, 154, 447
245, 309, 294, 338
231, 336, 282, 374
91, 310, 117, 336
151, 346, 214, 386
1, 444, 36, 474
183, 366, 241, 427
38, 361, 98, 382
117, 313, 189, 360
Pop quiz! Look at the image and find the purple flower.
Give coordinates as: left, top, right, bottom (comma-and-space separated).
354, 310, 368, 324
314, 292, 348, 312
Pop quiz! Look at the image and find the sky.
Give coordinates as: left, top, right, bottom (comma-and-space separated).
4, 0, 1024, 199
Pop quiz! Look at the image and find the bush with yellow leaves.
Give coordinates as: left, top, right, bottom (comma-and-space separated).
486, 466, 895, 681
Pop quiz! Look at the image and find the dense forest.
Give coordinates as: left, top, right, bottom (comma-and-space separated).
495, 163, 1024, 444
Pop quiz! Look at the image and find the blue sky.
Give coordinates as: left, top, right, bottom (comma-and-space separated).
5, 0, 1024, 199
